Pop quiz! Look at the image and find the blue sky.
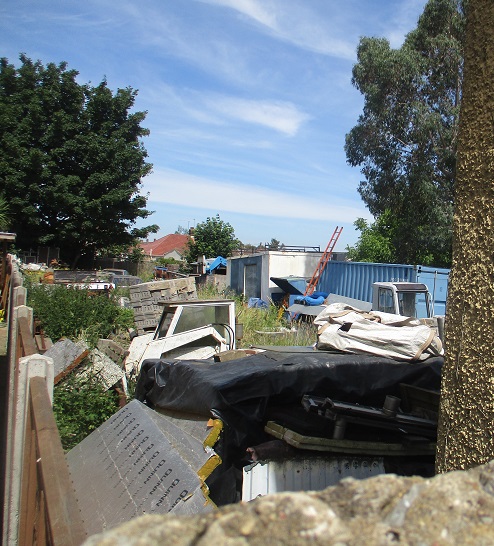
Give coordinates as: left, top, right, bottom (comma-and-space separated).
1, 0, 428, 251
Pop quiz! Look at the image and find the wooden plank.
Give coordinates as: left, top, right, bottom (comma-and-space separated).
19, 409, 36, 546
213, 349, 257, 362
0, 272, 10, 309
24, 430, 39, 546
29, 377, 86, 546
35, 334, 53, 354
37, 490, 47, 546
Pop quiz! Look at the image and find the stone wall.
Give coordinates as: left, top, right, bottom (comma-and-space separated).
84, 460, 494, 546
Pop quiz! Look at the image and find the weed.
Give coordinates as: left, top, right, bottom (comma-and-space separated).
27, 282, 134, 347
54, 369, 120, 451
196, 283, 317, 348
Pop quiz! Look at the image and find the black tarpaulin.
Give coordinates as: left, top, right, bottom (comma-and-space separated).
135, 351, 442, 450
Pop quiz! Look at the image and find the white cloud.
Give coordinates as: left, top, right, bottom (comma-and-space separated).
142, 83, 309, 137
206, 0, 277, 27
204, 96, 310, 136
199, 0, 356, 60
144, 169, 370, 223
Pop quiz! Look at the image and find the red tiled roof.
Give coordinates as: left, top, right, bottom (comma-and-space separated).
139, 234, 190, 257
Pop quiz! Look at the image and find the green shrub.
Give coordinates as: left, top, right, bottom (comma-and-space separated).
27, 283, 134, 346
54, 370, 120, 451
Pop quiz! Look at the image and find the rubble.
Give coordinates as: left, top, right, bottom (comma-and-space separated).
44, 338, 90, 384
44, 337, 128, 393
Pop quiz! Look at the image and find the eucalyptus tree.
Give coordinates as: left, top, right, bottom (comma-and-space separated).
0, 55, 157, 267
345, 0, 465, 267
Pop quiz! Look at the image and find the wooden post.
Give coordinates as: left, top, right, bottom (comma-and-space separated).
28, 377, 87, 545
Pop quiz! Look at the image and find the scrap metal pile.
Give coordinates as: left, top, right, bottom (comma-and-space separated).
135, 348, 442, 500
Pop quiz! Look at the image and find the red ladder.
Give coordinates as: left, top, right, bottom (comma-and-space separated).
305, 226, 343, 295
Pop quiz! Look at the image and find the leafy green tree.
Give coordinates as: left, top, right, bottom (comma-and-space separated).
185, 214, 239, 263
0, 55, 158, 267
98, 240, 149, 265
346, 212, 397, 263
345, 0, 465, 267
0, 194, 10, 231
266, 238, 284, 250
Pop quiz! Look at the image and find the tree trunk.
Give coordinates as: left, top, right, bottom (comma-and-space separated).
436, 0, 494, 472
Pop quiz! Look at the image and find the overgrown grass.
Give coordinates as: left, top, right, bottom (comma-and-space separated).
196, 283, 318, 348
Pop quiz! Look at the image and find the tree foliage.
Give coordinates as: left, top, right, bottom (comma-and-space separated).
185, 214, 239, 263
175, 225, 189, 235
266, 238, 284, 251
345, 0, 465, 267
0, 55, 158, 267
346, 211, 397, 263
0, 194, 10, 231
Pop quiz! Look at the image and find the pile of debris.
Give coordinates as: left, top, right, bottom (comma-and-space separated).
52, 286, 448, 539
44, 337, 129, 398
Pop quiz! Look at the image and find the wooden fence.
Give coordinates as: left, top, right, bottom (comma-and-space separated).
1, 255, 86, 545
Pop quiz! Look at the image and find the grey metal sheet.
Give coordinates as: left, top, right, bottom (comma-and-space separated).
242, 457, 384, 500
288, 303, 326, 317
325, 293, 372, 310
288, 294, 372, 318
66, 400, 217, 536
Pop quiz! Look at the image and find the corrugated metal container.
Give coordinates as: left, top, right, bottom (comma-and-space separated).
318, 261, 415, 303
416, 266, 450, 316
317, 261, 450, 316
242, 457, 384, 501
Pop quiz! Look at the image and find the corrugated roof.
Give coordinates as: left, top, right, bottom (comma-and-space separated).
140, 234, 190, 257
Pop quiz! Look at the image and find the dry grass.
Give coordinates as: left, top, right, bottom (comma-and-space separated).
196, 284, 318, 348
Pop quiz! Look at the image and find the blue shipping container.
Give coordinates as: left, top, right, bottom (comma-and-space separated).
318, 261, 450, 316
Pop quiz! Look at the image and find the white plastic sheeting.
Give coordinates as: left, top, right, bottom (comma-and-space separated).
314, 303, 443, 361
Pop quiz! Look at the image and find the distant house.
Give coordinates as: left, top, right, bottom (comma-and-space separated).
139, 234, 190, 261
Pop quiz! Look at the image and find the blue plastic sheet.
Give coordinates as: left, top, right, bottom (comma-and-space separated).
248, 298, 269, 309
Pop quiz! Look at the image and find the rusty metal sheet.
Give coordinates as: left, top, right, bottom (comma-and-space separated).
66, 400, 218, 536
